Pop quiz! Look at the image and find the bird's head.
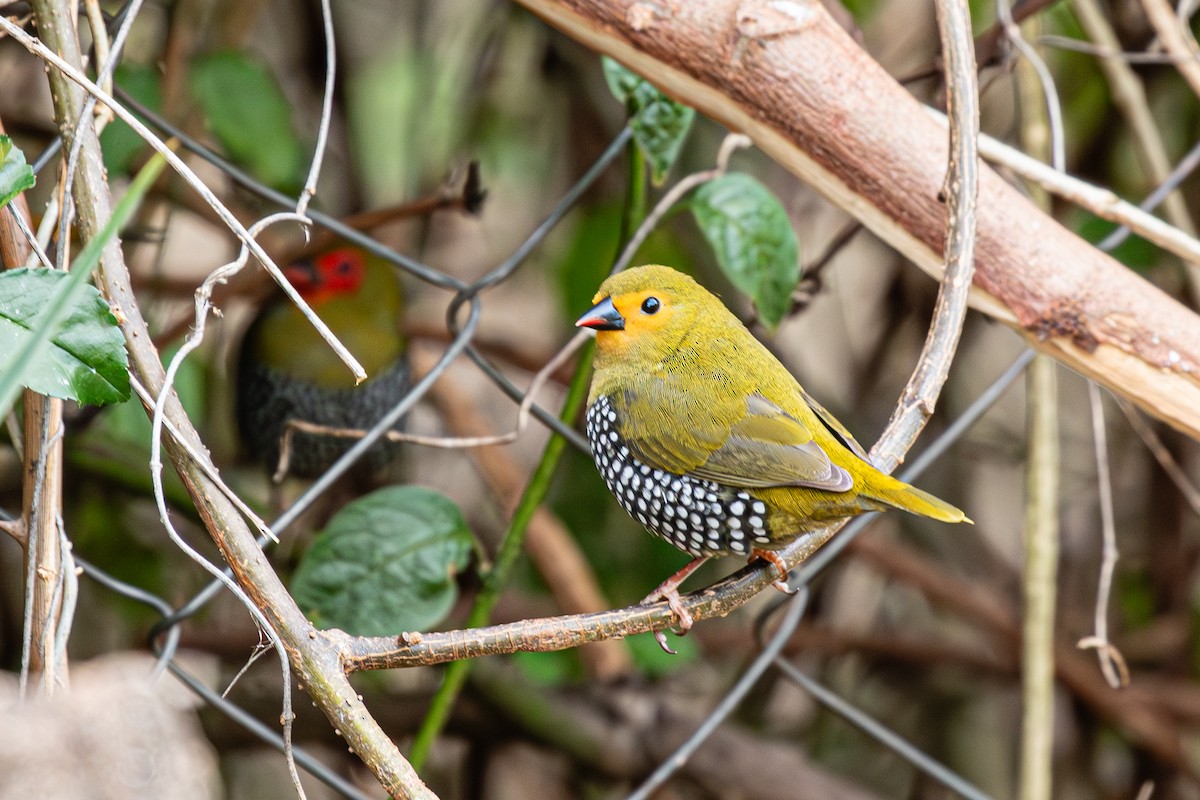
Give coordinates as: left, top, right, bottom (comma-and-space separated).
575, 265, 711, 364
283, 248, 367, 305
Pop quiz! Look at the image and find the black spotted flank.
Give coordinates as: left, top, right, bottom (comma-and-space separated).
585, 396, 773, 557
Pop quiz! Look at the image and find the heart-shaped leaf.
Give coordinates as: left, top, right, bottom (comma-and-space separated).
0, 269, 131, 406
292, 486, 474, 636
603, 57, 694, 185
692, 173, 801, 328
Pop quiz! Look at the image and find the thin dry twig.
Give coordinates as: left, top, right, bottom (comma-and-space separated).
296, 0, 335, 216
1081, 382, 1128, 689
22, 2, 436, 795
947, 111, 1200, 268
1068, 0, 1200, 305
873, 0, 979, 469
1141, 0, 1200, 101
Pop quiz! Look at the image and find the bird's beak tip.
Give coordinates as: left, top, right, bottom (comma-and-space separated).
575, 296, 625, 331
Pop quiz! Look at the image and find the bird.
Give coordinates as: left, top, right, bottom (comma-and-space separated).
237, 247, 409, 480
575, 264, 969, 645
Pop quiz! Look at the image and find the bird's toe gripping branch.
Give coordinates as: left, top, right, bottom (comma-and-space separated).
642, 556, 709, 654
751, 548, 798, 596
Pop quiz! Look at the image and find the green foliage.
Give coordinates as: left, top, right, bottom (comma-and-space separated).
0, 151, 162, 412
99, 64, 163, 176
189, 51, 306, 193
603, 57, 695, 185
0, 269, 131, 406
291, 486, 473, 636
0, 135, 34, 210
690, 173, 801, 328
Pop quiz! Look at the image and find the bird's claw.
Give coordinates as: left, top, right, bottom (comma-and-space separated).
771, 577, 799, 596
751, 548, 796, 595
641, 556, 708, 654
642, 584, 693, 654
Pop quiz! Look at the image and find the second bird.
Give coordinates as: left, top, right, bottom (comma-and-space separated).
576, 265, 969, 630
237, 248, 408, 480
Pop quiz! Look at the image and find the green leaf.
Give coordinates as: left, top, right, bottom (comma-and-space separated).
0, 270, 130, 405
189, 51, 305, 193
292, 486, 474, 636
602, 57, 694, 185
691, 173, 801, 328
0, 135, 35, 210
99, 64, 163, 176
0, 150, 164, 412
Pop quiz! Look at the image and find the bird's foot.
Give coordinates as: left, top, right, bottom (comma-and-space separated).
751, 548, 797, 595
641, 557, 709, 654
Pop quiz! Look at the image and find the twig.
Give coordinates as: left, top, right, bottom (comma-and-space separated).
871, 0, 978, 470
951, 113, 1200, 268
1098, 138, 1200, 253
25, 2, 436, 795
296, 0, 335, 216
1141, 0, 1200, 101
1078, 382, 1129, 688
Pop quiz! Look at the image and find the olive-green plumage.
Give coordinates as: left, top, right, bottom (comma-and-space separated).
576, 265, 968, 560
237, 248, 408, 478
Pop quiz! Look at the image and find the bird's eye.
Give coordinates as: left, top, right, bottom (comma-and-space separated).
641, 296, 661, 315
336, 259, 353, 274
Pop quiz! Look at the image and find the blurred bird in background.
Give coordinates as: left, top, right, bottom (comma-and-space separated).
237, 247, 409, 481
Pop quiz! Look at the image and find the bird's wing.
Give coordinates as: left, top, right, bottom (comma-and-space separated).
798, 387, 871, 461
686, 394, 854, 491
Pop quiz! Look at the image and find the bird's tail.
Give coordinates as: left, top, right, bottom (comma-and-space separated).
866, 472, 972, 525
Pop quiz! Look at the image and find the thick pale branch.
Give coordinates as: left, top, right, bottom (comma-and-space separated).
513, 0, 1200, 440
28, 2, 433, 797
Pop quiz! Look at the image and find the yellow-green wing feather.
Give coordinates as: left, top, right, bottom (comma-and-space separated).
688, 394, 852, 490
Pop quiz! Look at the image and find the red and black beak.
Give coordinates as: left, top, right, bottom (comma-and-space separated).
575, 296, 625, 331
